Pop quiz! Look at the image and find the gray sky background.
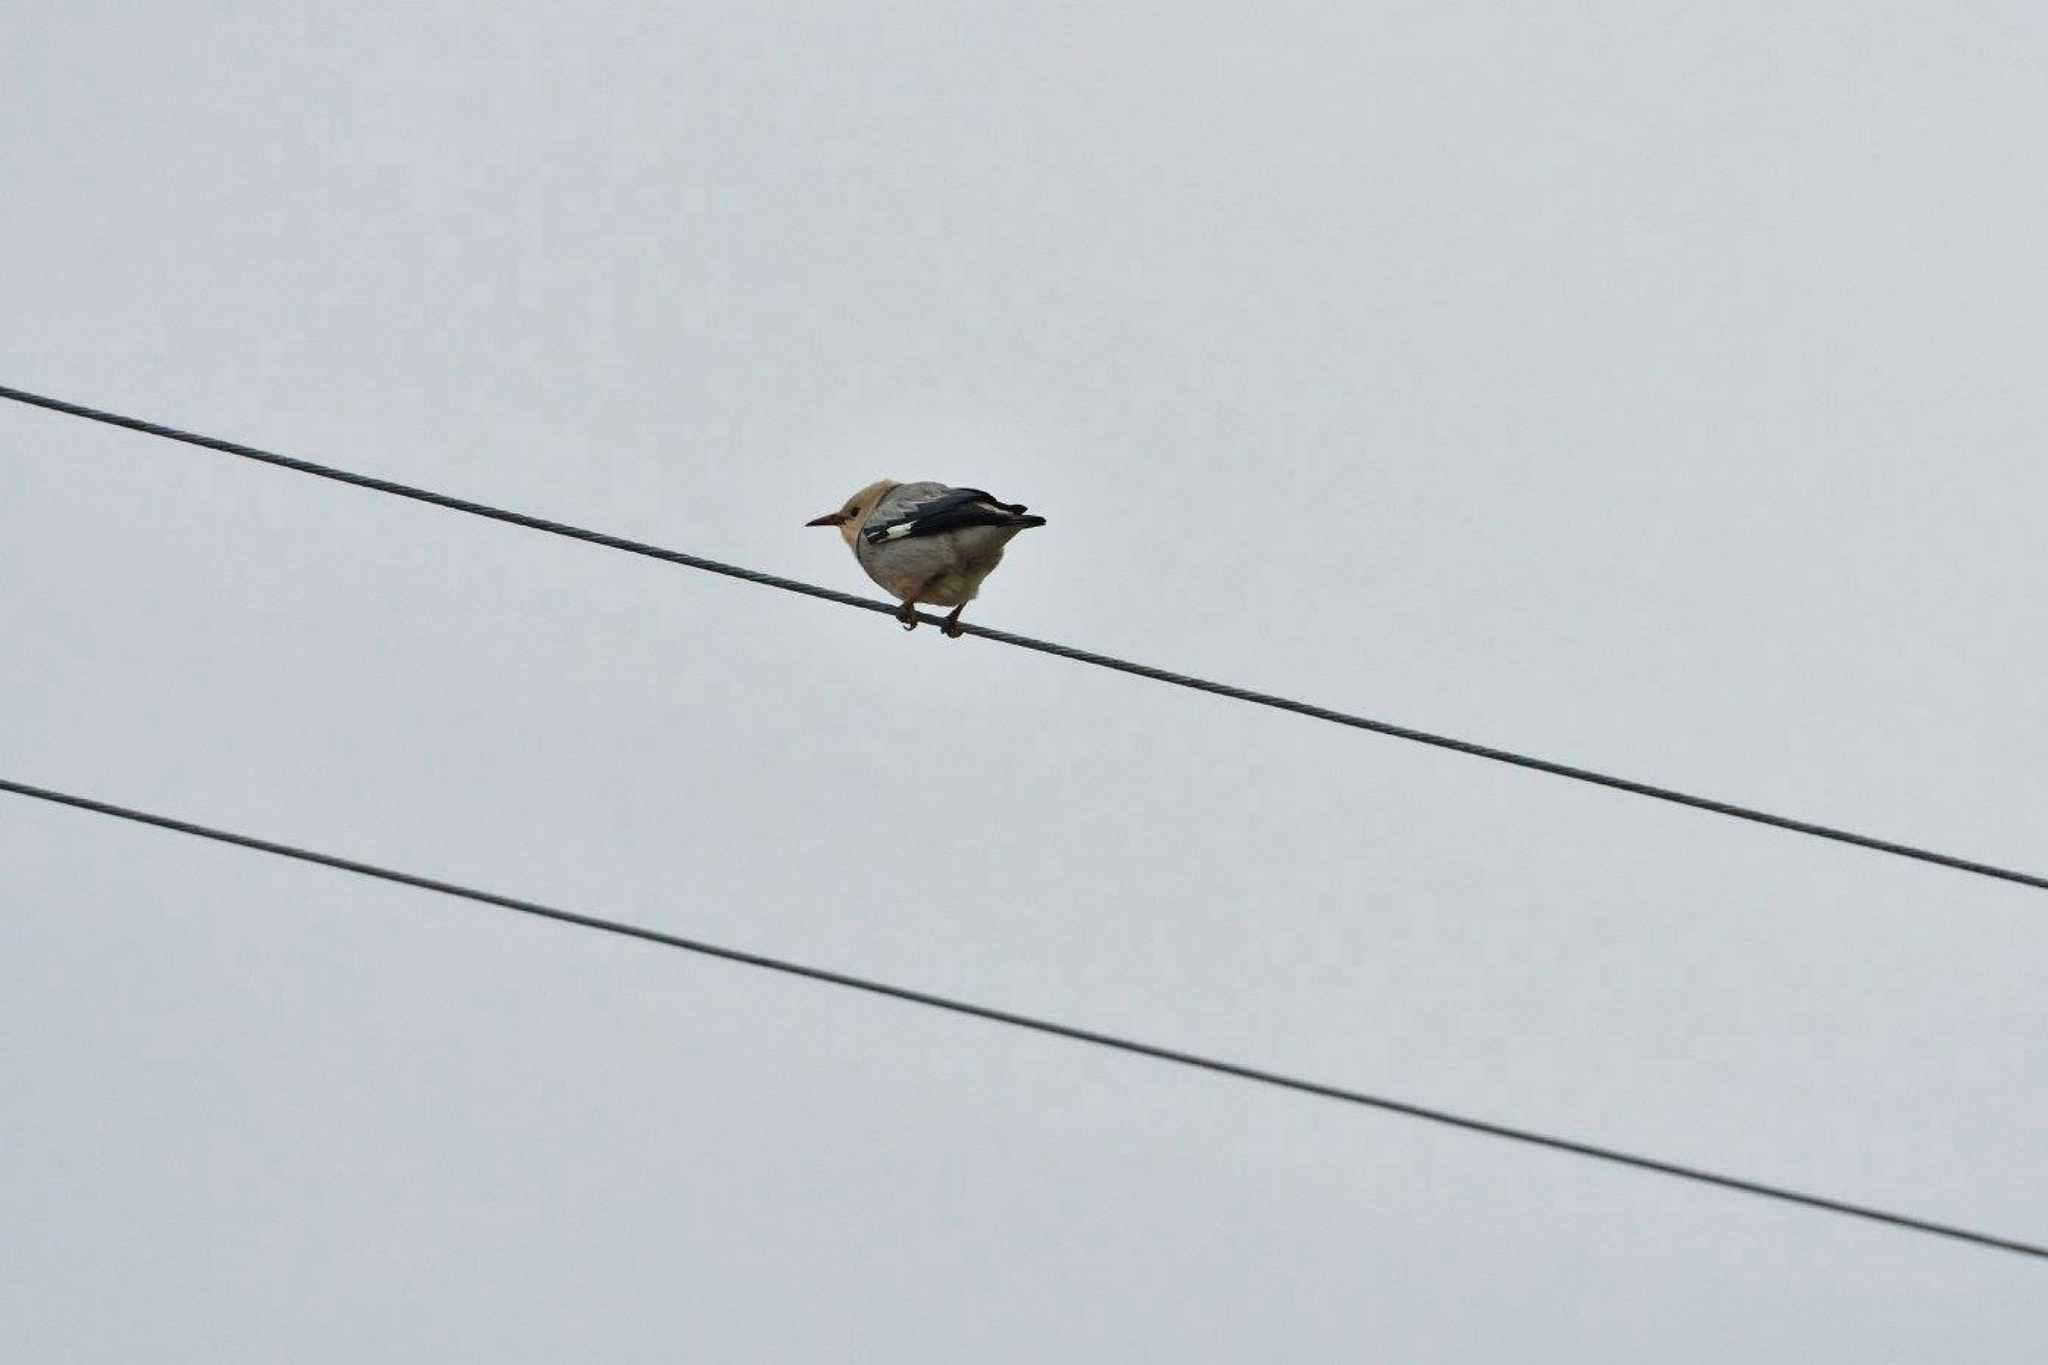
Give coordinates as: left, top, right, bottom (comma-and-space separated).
5, 2, 2045, 1358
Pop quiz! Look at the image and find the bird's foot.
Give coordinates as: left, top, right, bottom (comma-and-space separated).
896, 602, 919, 631
942, 607, 966, 639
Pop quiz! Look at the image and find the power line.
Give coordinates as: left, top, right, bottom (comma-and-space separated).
4, 381, 2044, 896
3, 773, 2043, 1263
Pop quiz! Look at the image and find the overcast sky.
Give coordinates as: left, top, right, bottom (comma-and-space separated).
5, 2, 2046, 1358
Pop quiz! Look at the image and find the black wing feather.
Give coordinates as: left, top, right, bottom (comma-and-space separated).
864, 487, 1040, 544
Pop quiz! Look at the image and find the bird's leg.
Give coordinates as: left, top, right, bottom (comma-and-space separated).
942, 604, 966, 639
896, 600, 919, 631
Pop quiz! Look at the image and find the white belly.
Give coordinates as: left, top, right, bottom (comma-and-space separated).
857, 529, 1014, 605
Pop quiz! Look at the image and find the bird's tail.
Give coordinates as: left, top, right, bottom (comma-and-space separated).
974, 493, 1045, 530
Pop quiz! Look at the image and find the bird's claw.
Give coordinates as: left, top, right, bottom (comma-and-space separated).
942, 620, 963, 639
896, 604, 919, 631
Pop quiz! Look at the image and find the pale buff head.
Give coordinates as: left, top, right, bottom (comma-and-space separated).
805, 479, 898, 549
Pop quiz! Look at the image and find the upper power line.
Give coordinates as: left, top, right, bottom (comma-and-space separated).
4, 772, 2042, 1263
4, 381, 2043, 895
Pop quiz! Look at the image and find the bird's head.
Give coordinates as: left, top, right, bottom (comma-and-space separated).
806, 479, 897, 549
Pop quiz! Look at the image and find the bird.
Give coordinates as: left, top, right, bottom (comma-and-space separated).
807, 480, 1046, 636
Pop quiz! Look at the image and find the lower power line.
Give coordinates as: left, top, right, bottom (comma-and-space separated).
2, 774, 2040, 1263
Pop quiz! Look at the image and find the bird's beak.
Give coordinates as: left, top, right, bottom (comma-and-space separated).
806, 512, 848, 527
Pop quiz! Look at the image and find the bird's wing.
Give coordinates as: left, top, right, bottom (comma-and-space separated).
863, 485, 1035, 544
